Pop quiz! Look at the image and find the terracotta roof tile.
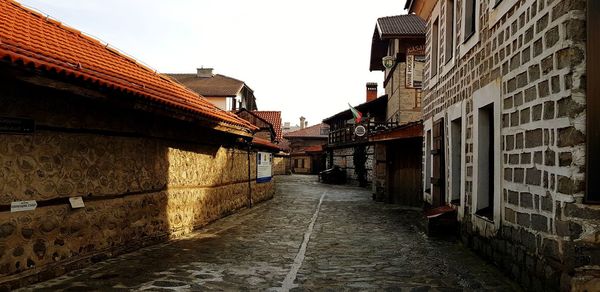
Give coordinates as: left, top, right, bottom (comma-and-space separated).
0, 0, 257, 131
167, 73, 245, 97
284, 123, 329, 138
252, 111, 283, 142
252, 137, 281, 152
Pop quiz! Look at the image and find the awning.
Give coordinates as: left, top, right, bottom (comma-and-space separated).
369, 121, 423, 142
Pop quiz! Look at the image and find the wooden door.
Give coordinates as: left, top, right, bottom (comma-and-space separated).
432, 119, 446, 207
388, 139, 423, 206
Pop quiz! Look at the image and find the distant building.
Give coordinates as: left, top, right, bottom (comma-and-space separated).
323, 84, 388, 187
168, 68, 258, 111
284, 121, 329, 174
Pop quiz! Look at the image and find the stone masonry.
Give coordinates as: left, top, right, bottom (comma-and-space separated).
331, 146, 374, 186
0, 79, 274, 288
419, 0, 597, 290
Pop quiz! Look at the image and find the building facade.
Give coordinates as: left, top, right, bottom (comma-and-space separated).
408, 0, 599, 289
323, 85, 389, 187
0, 1, 275, 288
284, 122, 329, 174
168, 69, 258, 112
368, 14, 427, 205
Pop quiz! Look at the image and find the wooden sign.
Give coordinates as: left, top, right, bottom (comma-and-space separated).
0, 117, 35, 134
11, 200, 37, 212
69, 197, 85, 209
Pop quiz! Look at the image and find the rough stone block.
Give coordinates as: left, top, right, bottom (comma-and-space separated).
555, 220, 583, 239
525, 129, 543, 148
526, 167, 542, 186
532, 104, 543, 121
531, 214, 548, 232
545, 26, 559, 48
557, 97, 584, 118
518, 212, 531, 227
557, 127, 585, 147
545, 149, 556, 166
520, 192, 534, 209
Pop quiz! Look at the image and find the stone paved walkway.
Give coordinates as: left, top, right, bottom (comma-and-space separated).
20, 175, 520, 291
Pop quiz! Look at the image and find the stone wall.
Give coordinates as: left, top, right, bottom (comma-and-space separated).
385, 62, 423, 124
0, 79, 274, 288
331, 145, 374, 186
420, 0, 596, 289
273, 156, 290, 175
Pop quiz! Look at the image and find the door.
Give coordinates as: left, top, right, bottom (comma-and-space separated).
388, 139, 423, 206
432, 119, 446, 207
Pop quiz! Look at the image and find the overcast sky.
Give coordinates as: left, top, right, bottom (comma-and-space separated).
17, 0, 407, 126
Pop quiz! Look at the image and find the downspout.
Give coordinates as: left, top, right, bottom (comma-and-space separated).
247, 142, 253, 208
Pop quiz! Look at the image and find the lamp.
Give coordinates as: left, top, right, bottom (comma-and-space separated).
382, 55, 395, 69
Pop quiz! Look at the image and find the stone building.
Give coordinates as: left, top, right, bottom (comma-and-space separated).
0, 0, 277, 288
284, 122, 329, 174
368, 14, 427, 205
168, 68, 258, 112
323, 85, 388, 187
408, 0, 599, 289
236, 110, 291, 175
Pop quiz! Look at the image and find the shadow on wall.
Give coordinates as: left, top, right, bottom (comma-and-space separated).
0, 73, 274, 288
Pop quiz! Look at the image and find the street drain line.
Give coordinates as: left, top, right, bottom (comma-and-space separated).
280, 192, 326, 291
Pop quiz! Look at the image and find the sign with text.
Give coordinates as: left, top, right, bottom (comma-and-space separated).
0, 117, 35, 134
406, 55, 426, 88
406, 45, 426, 89
69, 196, 85, 209
11, 200, 37, 212
256, 152, 272, 183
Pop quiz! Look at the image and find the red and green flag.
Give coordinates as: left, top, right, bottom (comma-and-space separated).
348, 103, 362, 123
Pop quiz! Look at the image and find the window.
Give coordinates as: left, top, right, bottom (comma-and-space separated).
473, 82, 501, 223
300, 159, 305, 169
294, 159, 299, 168
476, 104, 494, 219
445, 0, 455, 63
450, 117, 462, 205
464, 0, 476, 41
587, 0, 600, 203
431, 18, 439, 78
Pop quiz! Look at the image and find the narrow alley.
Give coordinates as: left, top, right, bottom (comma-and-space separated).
21, 175, 519, 291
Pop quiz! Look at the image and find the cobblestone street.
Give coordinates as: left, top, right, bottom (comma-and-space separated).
21, 175, 520, 291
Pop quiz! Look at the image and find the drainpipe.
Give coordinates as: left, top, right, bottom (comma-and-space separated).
247, 142, 253, 208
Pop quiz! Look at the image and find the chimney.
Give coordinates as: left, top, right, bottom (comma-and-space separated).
300, 116, 306, 129
366, 82, 378, 102
197, 67, 213, 78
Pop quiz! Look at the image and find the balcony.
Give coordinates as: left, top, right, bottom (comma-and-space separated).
328, 119, 398, 146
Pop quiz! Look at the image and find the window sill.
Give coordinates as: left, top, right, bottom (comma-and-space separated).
474, 207, 494, 222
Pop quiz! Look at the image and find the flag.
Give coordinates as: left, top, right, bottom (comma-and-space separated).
348, 103, 362, 123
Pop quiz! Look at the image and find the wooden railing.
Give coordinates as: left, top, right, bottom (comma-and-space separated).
328, 119, 398, 146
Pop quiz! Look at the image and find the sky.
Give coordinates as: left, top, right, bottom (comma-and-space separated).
17, 0, 408, 126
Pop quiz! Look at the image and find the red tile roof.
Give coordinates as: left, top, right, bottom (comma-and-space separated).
284, 123, 329, 138
252, 111, 283, 142
252, 137, 281, 152
0, 0, 257, 132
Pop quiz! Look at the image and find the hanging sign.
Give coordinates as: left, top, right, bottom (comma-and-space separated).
11, 200, 37, 212
257, 152, 272, 183
354, 125, 367, 137
406, 45, 426, 89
